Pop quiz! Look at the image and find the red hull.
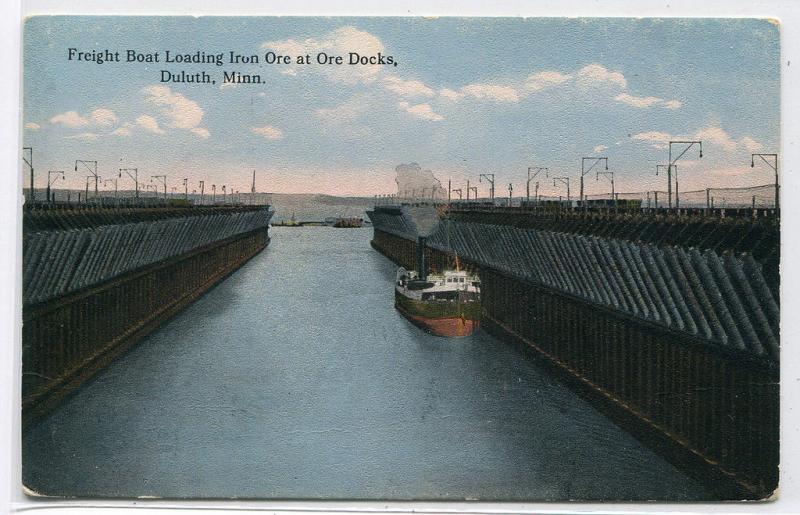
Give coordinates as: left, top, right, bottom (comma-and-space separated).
396, 304, 480, 337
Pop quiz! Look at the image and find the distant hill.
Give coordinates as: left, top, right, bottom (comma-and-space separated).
268, 193, 373, 222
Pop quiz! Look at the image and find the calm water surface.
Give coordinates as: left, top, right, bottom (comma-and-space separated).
23, 227, 707, 500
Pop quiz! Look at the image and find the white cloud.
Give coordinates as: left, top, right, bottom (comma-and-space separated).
614, 93, 683, 110
141, 85, 206, 133
525, 71, 571, 92
694, 126, 737, 151
593, 145, 608, 153
263, 26, 386, 85
50, 110, 89, 128
251, 125, 284, 140
64, 132, 99, 140
191, 127, 210, 139
90, 108, 117, 126
614, 93, 663, 108
136, 115, 165, 134
461, 83, 520, 103
576, 64, 627, 88
633, 130, 673, 142
740, 136, 764, 153
24, 122, 40, 130
315, 99, 365, 122
631, 131, 672, 149
631, 126, 763, 153
397, 102, 444, 121
313, 94, 376, 138
382, 75, 435, 98
112, 126, 132, 137
439, 88, 465, 101
441, 64, 677, 110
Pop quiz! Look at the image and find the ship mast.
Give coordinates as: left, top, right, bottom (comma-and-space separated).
444, 212, 460, 272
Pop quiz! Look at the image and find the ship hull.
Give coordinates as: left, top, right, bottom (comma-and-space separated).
395, 290, 480, 337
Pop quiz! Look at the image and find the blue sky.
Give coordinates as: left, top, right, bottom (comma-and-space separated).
23, 16, 779, 196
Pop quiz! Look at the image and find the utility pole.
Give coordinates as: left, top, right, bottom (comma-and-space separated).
596, 170, 615, 206
466, 180, 470, 201
527, 166, 548, 203
47, 170, 65, 203
151, 175, 167, 199
656, 164, 681, 208
251, 170, 256, 206
84, 175, 92, 202
581, 157, 608, 207
751, 153, 779, 209
668, 141, 702, 209
199, 180, 205, 205
183, 178, 188, 200
479, 173, 495, 200
553, 177, 570, 202
222, 185, 227, 204
119, 168, 139, 198
103, 177, 118, 200
75, 160, 99, 198
22, 147, 34, 202
212, 184, 216, 204
508, 183, 513, 204
448, 179, 451, 203
451, 188, 462, 200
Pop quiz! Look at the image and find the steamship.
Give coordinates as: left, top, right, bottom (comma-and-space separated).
394, 237, 481, 337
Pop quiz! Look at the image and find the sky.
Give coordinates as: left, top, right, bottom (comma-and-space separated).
22, 16, 780, 197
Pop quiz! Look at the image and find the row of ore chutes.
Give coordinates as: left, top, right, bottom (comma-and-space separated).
22, 206, 273, 427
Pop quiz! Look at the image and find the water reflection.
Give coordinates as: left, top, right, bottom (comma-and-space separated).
23, 227, 707, 500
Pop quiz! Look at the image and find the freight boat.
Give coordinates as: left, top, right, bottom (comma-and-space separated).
333, 216, 364, 228
394, 234, 480, 337
394, 267, 481, 337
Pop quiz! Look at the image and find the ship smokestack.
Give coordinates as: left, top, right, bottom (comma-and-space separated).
417, 236, 428, 281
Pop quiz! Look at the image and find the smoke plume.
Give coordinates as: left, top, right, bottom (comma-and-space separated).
395, 163, 447, 200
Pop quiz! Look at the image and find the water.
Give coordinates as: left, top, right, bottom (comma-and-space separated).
22, 227, 708, 500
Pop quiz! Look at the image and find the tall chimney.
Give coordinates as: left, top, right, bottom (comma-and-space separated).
416, 236, 428, 281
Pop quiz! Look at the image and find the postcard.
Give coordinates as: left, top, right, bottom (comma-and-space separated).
19, 16, 780, 502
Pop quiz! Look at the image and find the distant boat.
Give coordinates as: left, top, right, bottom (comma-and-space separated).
275, 212, 301, 227
394, 266, 481, 337
332, 217, 364, 228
